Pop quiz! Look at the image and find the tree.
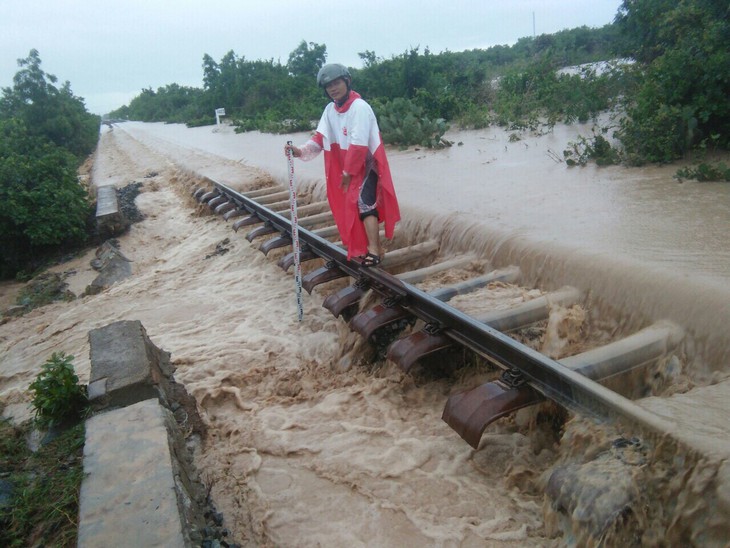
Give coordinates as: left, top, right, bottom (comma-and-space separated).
0, 119, 90, 277
0, 50, 99, 159
615, 0, 730, 163
287, 41, 327, 79
0, 51, 97, 278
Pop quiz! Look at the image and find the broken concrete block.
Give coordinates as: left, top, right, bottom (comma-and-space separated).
78, 398, 203, 547
87, 320, 173, 411
95, 184, 125, 237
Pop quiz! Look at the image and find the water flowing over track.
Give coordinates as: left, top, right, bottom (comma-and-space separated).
193, 178, 684, 449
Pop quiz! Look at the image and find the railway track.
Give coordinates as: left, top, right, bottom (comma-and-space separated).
192, 178, 684, 449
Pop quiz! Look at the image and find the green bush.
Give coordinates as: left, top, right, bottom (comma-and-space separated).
0, 50, 99, 160
376, 97, 451, 149
564, 126, 621, 166
0, 119, 92, 277
0, 407, 84, 547
618, 102, 690, 165
615, 0, 730, 164
675, 162, 730, 183
0, 51, 97, 278
455, 103, 493, 130
29, 353, 88, 429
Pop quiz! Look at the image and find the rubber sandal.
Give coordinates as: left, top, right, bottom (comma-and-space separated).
361, 252, 381, 267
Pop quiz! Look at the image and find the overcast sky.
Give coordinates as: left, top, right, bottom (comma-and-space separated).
1, 1, 623, 115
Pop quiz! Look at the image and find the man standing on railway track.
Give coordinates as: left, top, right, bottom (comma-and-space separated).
285, 63, 400, 266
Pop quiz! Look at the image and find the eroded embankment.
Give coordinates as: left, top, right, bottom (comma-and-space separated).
3, 124, 729, 546
181, 173, 730, 545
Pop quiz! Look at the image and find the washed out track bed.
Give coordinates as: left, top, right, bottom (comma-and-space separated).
182, 175, 730, 544
190, 178, 688, 446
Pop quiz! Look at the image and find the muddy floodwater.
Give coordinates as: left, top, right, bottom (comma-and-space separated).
1, 121, 730, 546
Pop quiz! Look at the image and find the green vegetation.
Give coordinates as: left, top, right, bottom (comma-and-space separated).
614, 0, 730, 165
675, 162, 730, 183
1, 50, 100, 279
29, 353, 88, 429
109, 26, 622, 143
103, 0, 725, 171
377, 97, 451, 149
0, 405, 84, 547
107, 3, 730, 172
564, 126, 621, 166
2, 353, 87, 546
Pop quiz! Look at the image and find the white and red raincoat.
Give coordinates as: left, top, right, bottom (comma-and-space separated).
298, 91, 400, 259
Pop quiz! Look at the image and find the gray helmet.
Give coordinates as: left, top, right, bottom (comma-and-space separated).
317, 63, 351, 88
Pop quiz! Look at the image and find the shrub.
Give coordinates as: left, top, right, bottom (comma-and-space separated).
376, 97, 451, 149
564, 126, 621, 166
0, 119, 92, 278
675, 162, 730, 183
455, 103, 494, 130
29, 353, 88, 428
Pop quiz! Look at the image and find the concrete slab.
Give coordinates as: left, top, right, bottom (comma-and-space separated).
87, 320, 173, 411
78, 399, 190, 547
95, 184, 120, 217
95, 184, 126, 238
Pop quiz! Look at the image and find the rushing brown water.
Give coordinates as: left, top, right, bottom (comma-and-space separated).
2, 121, 729, 545
120, 121, 730, 286
121, 121, 730, 372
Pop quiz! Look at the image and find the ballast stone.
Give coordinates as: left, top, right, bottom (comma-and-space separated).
85, 241, 132, 295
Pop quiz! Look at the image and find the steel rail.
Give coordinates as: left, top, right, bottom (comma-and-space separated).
208, 179, 673, 433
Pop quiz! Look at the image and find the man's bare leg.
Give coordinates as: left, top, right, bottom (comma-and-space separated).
363, 215, 381, 257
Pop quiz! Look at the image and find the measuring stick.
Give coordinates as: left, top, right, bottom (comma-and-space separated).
286, 141, 304, 321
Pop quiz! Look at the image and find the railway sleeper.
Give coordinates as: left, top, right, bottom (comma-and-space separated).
255, 190, 291, 205
207, 195, 228, 210
215, 201, 237, 215
302, 261, 349, 293
297, 211, 335, 229
279, 248, 318, 271
388, 286, 582, 372
233, 214, 262, 231
257, 215, 339, 255
397, 255, 479, 284
442, 320, 684, 449
267, 199, 294, 211
278, 227, 340, 271
321, 243, 468, 319
322, 278, 373, 318
199, 190, 220, 204
348, 266, 521, 336
303, 240, 439, 294
242, 186, 282, 199
260, 235, 291, 255
246, 222, 277, 242
270, 200, 329, 217
223, 208, 248, 221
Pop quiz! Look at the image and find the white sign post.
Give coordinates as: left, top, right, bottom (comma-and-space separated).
215, 107, 226, 125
